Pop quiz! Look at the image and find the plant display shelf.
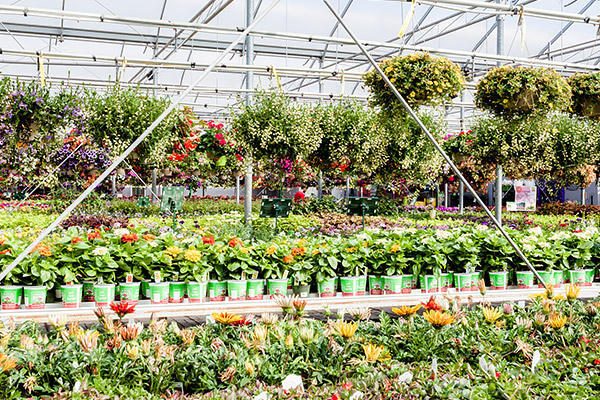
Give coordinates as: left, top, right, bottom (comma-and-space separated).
2, 284, 597, 324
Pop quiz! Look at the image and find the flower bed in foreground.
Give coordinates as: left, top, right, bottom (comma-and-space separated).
1, 287, 600, 399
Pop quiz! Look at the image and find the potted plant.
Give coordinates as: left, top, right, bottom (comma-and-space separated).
475, 66, 571, 115
568, 72, 600, 117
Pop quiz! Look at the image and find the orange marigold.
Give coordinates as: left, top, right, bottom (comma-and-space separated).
291, 247, 306, 256
283, 255, 294, 263
30, 244, 51, 257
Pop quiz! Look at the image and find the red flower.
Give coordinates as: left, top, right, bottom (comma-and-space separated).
230, 316, 252, 326
421, 296, 442, 311
449, 177, 454, 182
574, 230, 583, 233
184, 140, 196, 150
582, 336, 590, 344
110, 300, 136, 319
342, 382, 353, 391
594, 359, 600, 365
88, 231, 101, 240
495, 372, 501, 379
228, 237, 242, 248
559, 222, 569, 227
331, 394, 340, 400
0, 249, 11, 255
121, 233, 139, 243
71, 237, 82, 245
218, 139, 226, 146
203, 236, 215, 245
215, 132, 224, 140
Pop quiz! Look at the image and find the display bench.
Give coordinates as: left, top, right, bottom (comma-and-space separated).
2, 285, 597, 324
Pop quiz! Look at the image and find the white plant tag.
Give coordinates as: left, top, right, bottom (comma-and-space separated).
206, 315, 216, 324
254, 392, 270, 400
126, 274, 134, 283
282, 374, 303, 392
398, 371, 413, 383
479, 356, 488, 373
282, 270, 289, 279
531, 350, 541, 373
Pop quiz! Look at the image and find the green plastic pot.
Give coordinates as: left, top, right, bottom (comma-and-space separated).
470, 271, 481, 292
369, 276, 384, 295
208, 280, 227, 302
401, 275, 413, 294
356, 275, 367, 296
169, 281, 186, 303
419, 275, 438, 293
247, 279, 265, 300
119, 282, 141, 305
569, 270, 587, 287
537, 271, 554, 288
384, 275, 403, 295
187, 281, 208, 303
227, 280, 247, 301
24, 286, 47, 310
0, 286, 22, 310
149, 282, 169, 304
83, 281, 95, 302
454, 273, 472, 292
340, 276, 359, 297
141, 281, 151, 299
267, 279, 288, 299
584, 269, 594, 286
448, 272, 455, 288
317, 277, 337, 298
438, 273, 451, 293
93, 284, 115, 307
292, 284, 310, 298
516, 271, 534, 289
61, 284, 83, 308
489, 271, 509, 290
552, 270, 563, 288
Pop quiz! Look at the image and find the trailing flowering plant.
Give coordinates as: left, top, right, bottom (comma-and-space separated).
569, 72, 600, 117
475, 66, 571, 115
363, 52, 465, 112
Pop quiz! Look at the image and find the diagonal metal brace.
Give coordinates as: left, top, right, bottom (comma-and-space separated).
322, 0, 547, 289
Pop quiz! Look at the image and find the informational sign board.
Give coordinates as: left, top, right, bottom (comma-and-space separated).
137, 196, 151, 207
508, 185, 536, 211
160, 186, 185, 212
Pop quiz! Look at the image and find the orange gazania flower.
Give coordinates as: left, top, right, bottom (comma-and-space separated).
392, 304, 422, 318
423, 310, 455, 329
212, 312, 243, 325
421, 296, 442, 311
142, 234, 156, 241
121, 234, 139, 243
283, 255, 294, 263
30, 244, 51, 257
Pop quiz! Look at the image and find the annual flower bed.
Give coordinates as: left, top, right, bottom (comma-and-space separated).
1, 292, 600, 398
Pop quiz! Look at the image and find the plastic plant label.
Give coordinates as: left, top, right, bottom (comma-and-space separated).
282, 270, 289, 279
97, 277, 104, 284
126, 274, 134, 283
398, 371, 413, 383
203, 272, 209, 282
205, 315, 216, 324
242, 272, 247, 280
252, 273, 258, 280
531, 350, 541, 373
282, 374, 303, 392
349, 391, 364, 400
154, 271, 161, 283
173, 272, 179, 281
254, 392, 270, 400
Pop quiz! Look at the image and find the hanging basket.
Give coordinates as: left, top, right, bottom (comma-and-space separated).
453, 153, 468, 164
232, 170, 244, 178
582, 98, 600, 117
206, 151, 219, 161
505, 89, 538, 111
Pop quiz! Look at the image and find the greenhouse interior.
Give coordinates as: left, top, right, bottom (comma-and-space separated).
2, 0, 600, 398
